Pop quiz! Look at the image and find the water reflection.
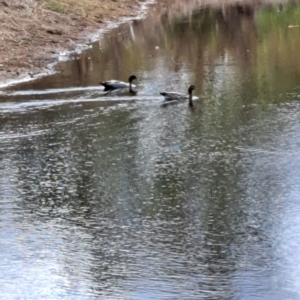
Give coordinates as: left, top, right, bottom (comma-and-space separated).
1, 1, 300, 299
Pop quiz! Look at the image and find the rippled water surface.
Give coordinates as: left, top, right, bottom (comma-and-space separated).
1, 1, 300, 299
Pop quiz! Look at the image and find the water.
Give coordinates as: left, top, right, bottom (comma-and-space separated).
1, 1, 300, 299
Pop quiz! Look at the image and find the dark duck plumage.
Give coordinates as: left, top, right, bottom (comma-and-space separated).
160, 85, 196, 107
100, 74, 137, 94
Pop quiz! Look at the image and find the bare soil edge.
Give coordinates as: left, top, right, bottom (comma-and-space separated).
0, 0, 154, 89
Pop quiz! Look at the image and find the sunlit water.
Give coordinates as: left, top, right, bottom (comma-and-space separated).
1, 1, 300, 299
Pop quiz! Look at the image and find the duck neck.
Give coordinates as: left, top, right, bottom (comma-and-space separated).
129, 82, 134, 93
188, 92, 193, 107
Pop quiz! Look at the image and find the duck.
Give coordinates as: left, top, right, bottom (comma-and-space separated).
160, 85, 196, 107
99, 74, 137, 94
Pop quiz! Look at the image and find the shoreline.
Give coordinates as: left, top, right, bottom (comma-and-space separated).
1, 0, 296, 91
0, 0, 154, 90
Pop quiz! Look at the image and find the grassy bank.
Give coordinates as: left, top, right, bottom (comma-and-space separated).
44, 0, 139, 20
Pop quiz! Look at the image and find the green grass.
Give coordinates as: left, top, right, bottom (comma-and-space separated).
45, 1, 67, 14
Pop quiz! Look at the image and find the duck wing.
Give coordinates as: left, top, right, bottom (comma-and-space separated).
100, 80, 129, 91
160, 91, 188, 101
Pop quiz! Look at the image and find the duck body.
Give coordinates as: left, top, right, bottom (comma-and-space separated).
100, 75, 137, 94
100, 80, 130, 91
160, 85, 196, 107
160, 92, 189, 101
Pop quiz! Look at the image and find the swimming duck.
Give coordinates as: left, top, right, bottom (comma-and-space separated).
160, 85, 196, 107
99, 74, 137, 94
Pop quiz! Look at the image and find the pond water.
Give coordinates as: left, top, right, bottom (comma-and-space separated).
1, 1, 300, 299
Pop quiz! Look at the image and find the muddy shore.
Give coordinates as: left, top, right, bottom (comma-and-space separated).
0, 0, 149, 84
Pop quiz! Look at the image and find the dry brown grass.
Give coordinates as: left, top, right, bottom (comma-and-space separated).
45, 0, 141, 21
44, 0, 139, 21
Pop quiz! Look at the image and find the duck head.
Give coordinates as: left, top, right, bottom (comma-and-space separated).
128, 75, 137, 83
188, 85, 196, 94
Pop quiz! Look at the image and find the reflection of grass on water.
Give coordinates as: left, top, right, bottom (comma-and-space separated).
255, 4, 300, 95
162, 9, 217, 37
256, 4, 300, 30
